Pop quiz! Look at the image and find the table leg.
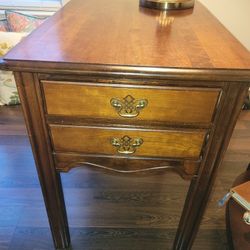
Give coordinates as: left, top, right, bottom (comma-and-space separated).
173, 83, 249, 249
14, 72, 71, 249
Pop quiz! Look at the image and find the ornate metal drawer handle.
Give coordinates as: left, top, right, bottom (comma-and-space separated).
110, 95, 148, 118
111, 135, 143, 154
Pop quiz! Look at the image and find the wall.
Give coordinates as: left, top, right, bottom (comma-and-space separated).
199, 0, 250, 51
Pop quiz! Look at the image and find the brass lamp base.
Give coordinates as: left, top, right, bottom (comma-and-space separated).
140, 0, 195, 10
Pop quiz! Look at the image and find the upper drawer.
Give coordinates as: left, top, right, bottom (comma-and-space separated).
42, 81, 220, 125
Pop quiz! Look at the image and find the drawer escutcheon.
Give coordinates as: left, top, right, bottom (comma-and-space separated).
110, 95, 148, 118
111, 135, 143, 154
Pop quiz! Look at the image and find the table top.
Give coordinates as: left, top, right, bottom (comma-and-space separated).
4, 0, 250, 72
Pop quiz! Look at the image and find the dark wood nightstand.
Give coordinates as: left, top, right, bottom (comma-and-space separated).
3, 0, 250, 249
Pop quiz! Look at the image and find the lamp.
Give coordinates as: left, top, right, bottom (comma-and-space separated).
140, 0, 195, 10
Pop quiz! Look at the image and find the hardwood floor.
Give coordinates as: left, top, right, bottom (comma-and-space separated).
0, 105, 249, 250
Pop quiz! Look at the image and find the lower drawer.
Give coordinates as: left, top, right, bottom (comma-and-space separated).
49, 125, 206, 159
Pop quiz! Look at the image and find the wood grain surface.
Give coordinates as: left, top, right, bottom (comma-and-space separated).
43, 81, 220, 124
50, 125, 206, 158
4, 0, 250, 70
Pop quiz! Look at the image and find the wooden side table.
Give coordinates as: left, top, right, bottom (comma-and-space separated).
3, 0, 250, 249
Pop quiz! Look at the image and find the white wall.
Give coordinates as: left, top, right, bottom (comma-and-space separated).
62, 0, 70, 5
199, 0, 250, 51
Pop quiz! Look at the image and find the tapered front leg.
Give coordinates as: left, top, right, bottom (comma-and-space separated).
174, 83, 249, 249
14, 72, 71, 249
44, 173, 71, 249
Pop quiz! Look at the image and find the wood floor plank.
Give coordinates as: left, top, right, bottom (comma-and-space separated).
8, 227, 54, 250
0, 227, 15, 250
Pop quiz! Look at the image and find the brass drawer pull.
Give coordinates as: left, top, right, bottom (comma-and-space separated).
111, 135, 143, 154
110, 95, 148, 118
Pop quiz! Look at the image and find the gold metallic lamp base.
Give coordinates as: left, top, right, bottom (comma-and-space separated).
140, 0, 195, 10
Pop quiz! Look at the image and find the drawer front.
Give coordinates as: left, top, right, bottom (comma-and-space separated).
42, 81, 220, 124
50, 125, 206, 159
